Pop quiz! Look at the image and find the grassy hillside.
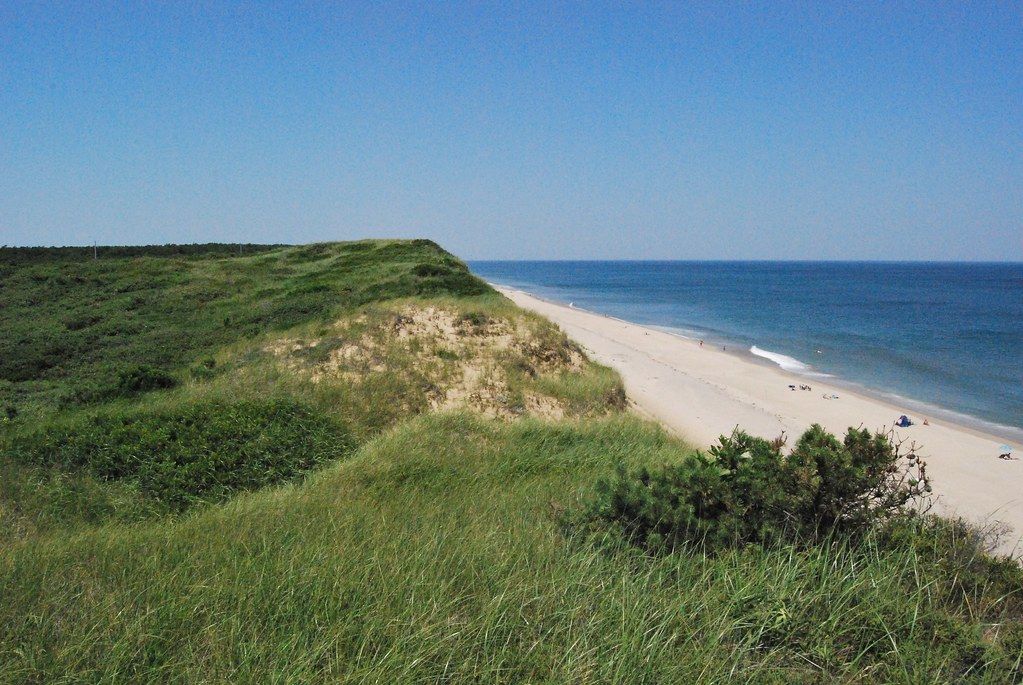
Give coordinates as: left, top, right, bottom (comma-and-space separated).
0, 240, 620, 538
0, 240, 488, 418
1, 241, 1021, 683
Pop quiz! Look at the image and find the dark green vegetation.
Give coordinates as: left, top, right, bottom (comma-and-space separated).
8, 398, 352, 511
576, 424, 931, 552
0, 239, 487, 418
1, 241, 1020, 683
0, 240, 504, 537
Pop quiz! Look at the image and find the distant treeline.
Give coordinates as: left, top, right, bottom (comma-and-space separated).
0, 243, 285, 264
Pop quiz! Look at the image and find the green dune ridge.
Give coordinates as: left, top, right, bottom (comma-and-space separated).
1, 241, 1021, 683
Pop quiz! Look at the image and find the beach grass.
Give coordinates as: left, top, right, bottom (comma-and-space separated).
3, 414, 1022, 682
1, 241, 1021, 683
0, 239, 491, 422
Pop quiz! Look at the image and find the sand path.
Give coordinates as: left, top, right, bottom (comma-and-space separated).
499, 286, 1023, 556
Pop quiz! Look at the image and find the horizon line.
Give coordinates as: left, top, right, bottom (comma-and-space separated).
468, 257, 1023, 264
3, 242, 1021, 265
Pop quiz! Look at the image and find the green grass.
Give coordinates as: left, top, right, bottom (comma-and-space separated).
0, 239, 490, 419
6, 396, 353, 511
0, 239, 502, 537
2, 414, 1020, 683
1, 288, 622, 540
0, 240, 1020, 683
0, 456, 163, 540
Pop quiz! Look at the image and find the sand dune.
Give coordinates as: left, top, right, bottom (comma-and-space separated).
498, 286, 1023, 556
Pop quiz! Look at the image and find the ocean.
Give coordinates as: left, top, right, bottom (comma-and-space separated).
469, 261, 1023, 441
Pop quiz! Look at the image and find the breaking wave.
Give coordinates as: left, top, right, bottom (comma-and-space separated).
749, 345, 811, 373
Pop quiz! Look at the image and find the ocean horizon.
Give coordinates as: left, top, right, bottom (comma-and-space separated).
470, 260, 1023, 443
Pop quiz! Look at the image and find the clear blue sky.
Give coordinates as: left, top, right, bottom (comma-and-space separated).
2, 2, 1020, 260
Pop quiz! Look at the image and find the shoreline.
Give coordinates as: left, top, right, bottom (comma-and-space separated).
510, 285, 1023, 446
657, 319, 1023, 447
495, 284, 1023, 556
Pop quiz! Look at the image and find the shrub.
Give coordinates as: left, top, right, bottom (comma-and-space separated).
8, 398, 353, 510
412, 263, 448, 278
117, 364, 178, 394
457, 311, 491, 329
575, 424, 930, 552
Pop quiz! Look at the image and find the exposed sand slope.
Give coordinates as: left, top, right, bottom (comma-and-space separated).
498, 286, 1023, 556
261, 303, 611, 421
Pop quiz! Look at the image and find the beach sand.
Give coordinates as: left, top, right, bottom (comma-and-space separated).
498, 286, 1023, 556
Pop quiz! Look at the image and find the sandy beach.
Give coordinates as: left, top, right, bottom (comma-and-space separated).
498, 286, 1023, 556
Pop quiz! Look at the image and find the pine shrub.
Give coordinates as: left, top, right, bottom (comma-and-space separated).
577, 424, 930, 552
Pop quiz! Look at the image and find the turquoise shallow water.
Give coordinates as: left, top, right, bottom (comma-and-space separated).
470, 261, 1023, 440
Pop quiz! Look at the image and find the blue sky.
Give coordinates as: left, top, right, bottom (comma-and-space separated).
2, 2, 1020, 260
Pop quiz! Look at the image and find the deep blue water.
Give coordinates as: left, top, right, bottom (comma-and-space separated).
470, 261, 1023, 438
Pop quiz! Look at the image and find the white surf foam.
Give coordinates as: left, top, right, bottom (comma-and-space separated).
749, 345, 812, 373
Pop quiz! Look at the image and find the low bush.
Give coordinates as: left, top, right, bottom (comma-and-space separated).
575, 424, 931, 552
7, 398, 353, 510
457, 311, 490, 329
117, 364, 178, 394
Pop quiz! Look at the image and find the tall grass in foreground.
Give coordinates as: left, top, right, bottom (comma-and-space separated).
3, 414, 1020, 683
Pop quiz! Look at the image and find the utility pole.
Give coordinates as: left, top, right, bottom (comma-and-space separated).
93, 241, 97, 260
